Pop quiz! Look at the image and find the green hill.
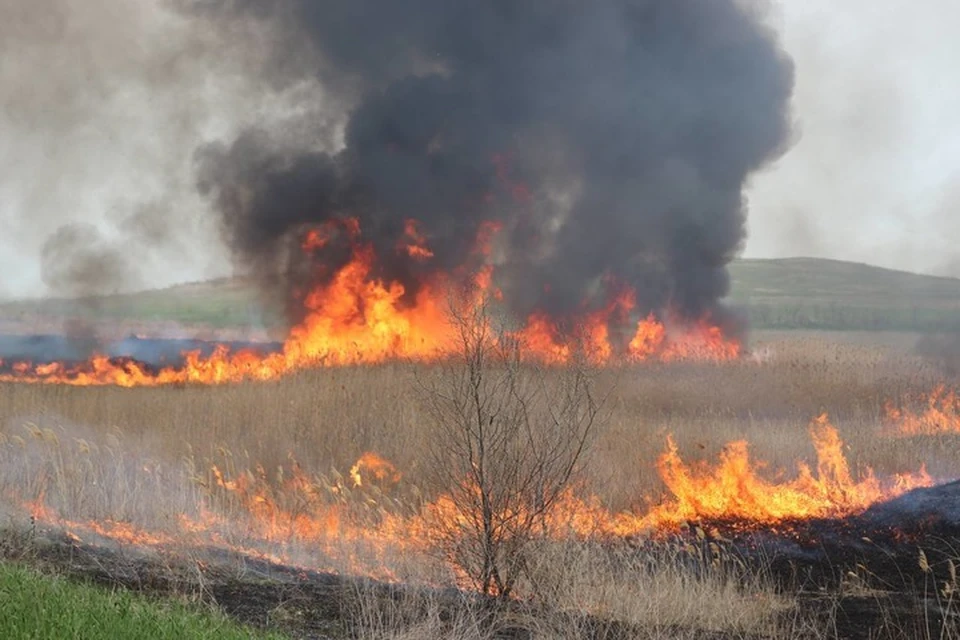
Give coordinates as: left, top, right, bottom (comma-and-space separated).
0, 277, 270, 329
728, 258, 960, 331
2, 258, 959, 332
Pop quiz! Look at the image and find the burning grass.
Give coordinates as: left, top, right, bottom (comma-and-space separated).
625, 414, 931, 531
884, 384, 960, 437
0, 336, 958, 637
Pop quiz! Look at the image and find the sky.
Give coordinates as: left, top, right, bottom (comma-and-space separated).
745, 0, 960, 276
1, 0, 958, 299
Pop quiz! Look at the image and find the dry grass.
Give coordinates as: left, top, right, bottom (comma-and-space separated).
0, 333, 958, 637
342, 539, 828, 640
0, 337, 951, 504
521, 540, 794, 634
342, 545, 807, 640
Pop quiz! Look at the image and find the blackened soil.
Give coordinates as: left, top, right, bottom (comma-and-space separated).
666, 491, 960, 640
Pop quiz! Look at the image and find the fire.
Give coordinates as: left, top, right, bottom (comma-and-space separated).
513, 313, 572, 364
283, 241, 453, 367
513, 289, 740, 366
10, 413, 936, 587
883, 385, 960, 436
350, 452, 401, 488
615, 414, 933, 532
302, 228, 330, 252
400, 219, 435, 260
629, 313, 741, 363
0, 219, 741, 387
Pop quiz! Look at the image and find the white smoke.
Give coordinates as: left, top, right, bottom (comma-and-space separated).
0, 0, 329, 299
746, 0, 960, 277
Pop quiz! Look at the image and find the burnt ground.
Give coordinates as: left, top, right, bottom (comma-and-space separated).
0, 523, 760, 640
4, 484, 960, 640
681, 481, 960, 639
0, 523, 376, 640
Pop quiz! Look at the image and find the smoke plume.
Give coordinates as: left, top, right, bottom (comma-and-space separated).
194, 0, 795, 330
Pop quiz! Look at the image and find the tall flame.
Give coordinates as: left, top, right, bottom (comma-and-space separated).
611, 414, 932, 533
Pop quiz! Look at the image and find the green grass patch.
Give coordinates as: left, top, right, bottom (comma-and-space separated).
0, 563, 282, 640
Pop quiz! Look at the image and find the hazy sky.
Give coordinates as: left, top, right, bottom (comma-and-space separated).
1, 0, 958, 299
745, 0, 960, 276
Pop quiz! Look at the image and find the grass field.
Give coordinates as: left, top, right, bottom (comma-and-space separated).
0, 337, 951, 515
0, 328, 958, 638
3, 257, 959, 332
1, 259, 959, 637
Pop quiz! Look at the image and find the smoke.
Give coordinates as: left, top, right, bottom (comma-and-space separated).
37, 221, 143, 352
0, 333, 282, 368
914, 334, 960, 379
0, 0, 324, 300
745, 0, 960, 277
193, 0, 795, 329
40, 223, 141, 297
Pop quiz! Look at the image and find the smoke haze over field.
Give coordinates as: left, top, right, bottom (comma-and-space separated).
0, 0, 958, 302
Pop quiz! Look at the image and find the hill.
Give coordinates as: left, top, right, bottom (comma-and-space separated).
0, 277, 272, 330
728, 258, 960, 331
1, 257, 959, 332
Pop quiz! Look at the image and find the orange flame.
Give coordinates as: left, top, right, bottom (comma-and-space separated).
301, 228, 330, 252
400, 219, 435, 260
350, 452, 402, 488
12, 418, 938, 587
628, 314, 741, 363
614, 414, 932, 533
883, 385, 960, 436
0, 219, 741, 387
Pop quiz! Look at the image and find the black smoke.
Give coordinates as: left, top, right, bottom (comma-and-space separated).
193, 0, 795, 333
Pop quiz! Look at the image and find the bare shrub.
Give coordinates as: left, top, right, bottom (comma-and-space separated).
418, 298, 604, 597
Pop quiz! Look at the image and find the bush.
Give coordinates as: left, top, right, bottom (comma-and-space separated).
420, 299, 603, 597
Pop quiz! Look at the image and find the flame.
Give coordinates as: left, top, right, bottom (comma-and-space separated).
350, 452, 401, 488
400, 219, 435, 260
628, 314, 667, 359
614, 414, 933, 532
514, 313, 571, 364
628, 314, 741, 363
302, 228, 331, 252
0, 219, 740, 387
884, 385, 960, 436
12, 413, 937, 587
